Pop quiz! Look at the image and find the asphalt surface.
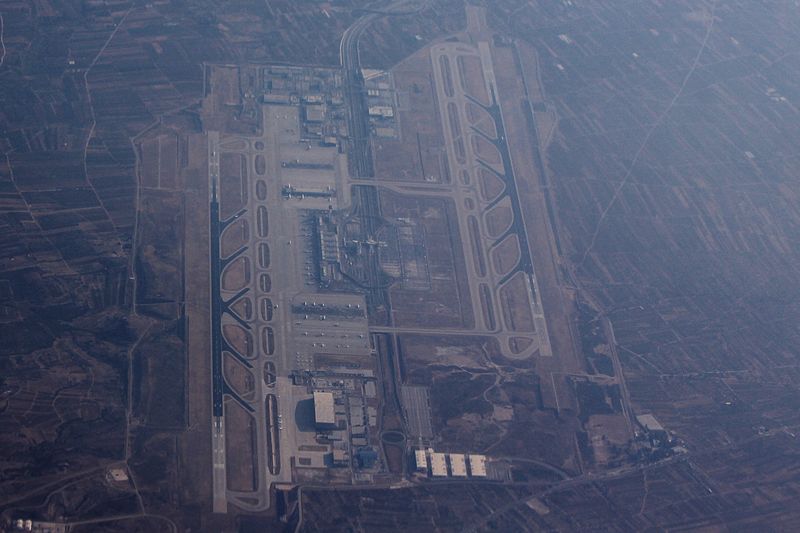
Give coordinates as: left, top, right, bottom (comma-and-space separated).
340, 14, 377, 179
210, 191, 253, 415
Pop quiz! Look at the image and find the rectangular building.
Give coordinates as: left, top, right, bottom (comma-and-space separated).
332, 449, 348, 464
414, 449, 428, 472
430, 451, 447, 477
314, 391, 335, 427
636, 414, 665, 433
368, 105, 394, 118
469, 454, 487, 477
304, 104, 326, 123
449, 453, 467, 477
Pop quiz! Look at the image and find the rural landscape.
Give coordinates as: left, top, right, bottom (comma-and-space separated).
1, 0, 800, 531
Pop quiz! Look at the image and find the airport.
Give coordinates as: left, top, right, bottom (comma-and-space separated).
206, 64, 407, 512
202, 41, 536, 511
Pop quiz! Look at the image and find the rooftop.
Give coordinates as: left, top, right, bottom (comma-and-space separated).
414, 449, 427, 471
449, 453, 467, 477
469, 454, 487, 477
637, 413, 665, 433
314, 391, 335, 425
430, 451, 447, 477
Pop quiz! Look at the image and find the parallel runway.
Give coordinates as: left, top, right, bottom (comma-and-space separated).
429, 41, 550, 358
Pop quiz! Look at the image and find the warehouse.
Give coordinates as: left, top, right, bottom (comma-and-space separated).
313, 391, 336, 428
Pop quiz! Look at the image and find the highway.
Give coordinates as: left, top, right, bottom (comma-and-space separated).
339, 9, 390, 310
339, 1, 442, 322
339, 13, 377, 179
339, 1, 427, 178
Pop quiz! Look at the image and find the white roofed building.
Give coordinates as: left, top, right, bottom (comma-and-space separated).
449, 453, 467, 477
429, 449, 447, 477
314, 391, 336, 428
469, 454, 487, 477
414, 449, 428, 472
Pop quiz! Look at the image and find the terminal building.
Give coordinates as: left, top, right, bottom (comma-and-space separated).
313, 391, 336, 428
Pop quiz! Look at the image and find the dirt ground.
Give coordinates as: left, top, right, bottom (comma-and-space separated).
221, 255, 250, 291
399, 333, 501, 372
491, 234, 521, 277
221, 219, 248, 257
230, 296, 252, 321
479, 167, 505, 201
586, 414, 630, 466
176, 132, 214, 509
255, 154, 266, 175
374, 47, 447, 183
382, 192, 474, 329
490, 39, 585, 382
224, 352, 255, 397
485, 203, 513, 238
223, 323, 253, 357
219, 152, 246, 219
456, 54, 489, 105
499, 271, 536, 333
473, 134, 501, 165
225, 401, 257, 492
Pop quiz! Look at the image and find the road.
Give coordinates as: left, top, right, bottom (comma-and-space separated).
602, 316, 636, 438
463, 455, 688, 533
340, 13, 377, 179
339, 1, 427, 178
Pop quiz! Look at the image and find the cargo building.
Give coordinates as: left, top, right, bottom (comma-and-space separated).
314, 391, 336, 428
414, 449, 428, 472
449, 453, 467, 477
429, 450, 447, 477
469, 454, 487, 477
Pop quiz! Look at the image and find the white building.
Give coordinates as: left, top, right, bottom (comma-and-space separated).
313, 391, 335, 427
414, 449, 428, 472
429, 449, 447, 477
449, 453, 467, 477
469, 454, 487, 477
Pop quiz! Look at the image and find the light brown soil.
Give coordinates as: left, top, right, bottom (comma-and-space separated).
472, 134, 501, 165
223, 352, 254, 397
159, 134, 178, 189
479, 167, 505, 202
220, 218, 248, 258
224, 400, 257, 491
491, 40, 583, 374
222, 323, 253, 357
498, 271, 535, 333
373, 47, 446, 183
219, 152, 245, 218
485, 203, 513, 238
491, 234, 520, 277
139, 138, 159, 188
221, 255, 250, 291
456, 54, 489, 105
